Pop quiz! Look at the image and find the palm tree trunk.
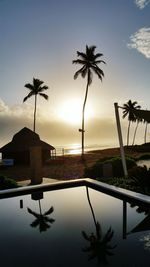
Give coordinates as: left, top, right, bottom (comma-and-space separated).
127, 121, 131, 147
33, 94, 37, 132
38, 200, 42, 215
81, 77, 89, 158
86, 187, 97, 228
144, 122, 148, 143
132, 121, 139, 146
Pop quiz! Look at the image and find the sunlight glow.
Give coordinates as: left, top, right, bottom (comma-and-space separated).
57, 98, 93, 125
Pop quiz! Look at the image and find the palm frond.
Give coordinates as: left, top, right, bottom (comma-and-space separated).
38, 85, 49, 93
24, 83, 34, 91
77, 51, 87, 60
94, 60, 106, 65
30, 219, 39, 228
41, 85, 49, 91
86, 45, 96, 55
27, 208, 39, 218
82, 231, 90, 241
81, 66, 88, 78
33, 78, 44, 88
93, 53, 104, 59
39, 93, 49, 100
92, 66, 104, 81
72, 59, 86, 65
23, 91, 34, 102
74, 66, 86, 79
44, 206, 54, 216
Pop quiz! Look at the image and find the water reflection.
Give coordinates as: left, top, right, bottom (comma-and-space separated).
27, 192, 55, 233
82, 187, 116, 265
129, 202, 150, 252
129, 203, 150, 233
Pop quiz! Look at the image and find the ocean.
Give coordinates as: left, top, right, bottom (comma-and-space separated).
55, 143, 117, 156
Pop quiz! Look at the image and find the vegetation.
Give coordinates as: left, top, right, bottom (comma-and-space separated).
84, 156, 150, 196
73, 45, 106, 159
136, 153, 150, 160
0, 175, 18, 190
122, 100, 141, 147
84, 156, 136, 179
23, 78, 49, 132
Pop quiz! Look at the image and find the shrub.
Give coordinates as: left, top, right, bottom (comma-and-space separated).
84, 156, 136, 179
137, 154, 150, 160
0, 175, 18, 190
128, 165, 150, 187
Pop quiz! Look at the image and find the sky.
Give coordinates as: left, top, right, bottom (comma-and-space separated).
0, 0, 150, 150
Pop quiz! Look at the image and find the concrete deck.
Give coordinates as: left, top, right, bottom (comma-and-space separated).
17, 177, 59, 186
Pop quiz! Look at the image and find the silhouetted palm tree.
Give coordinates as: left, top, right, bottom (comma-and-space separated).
73, 45, 106, 159
132, 116, 142, 146
82, 187, 116, 264
122, 100, 141, 147
27, 200, 55, 233
23, 78, 49, 132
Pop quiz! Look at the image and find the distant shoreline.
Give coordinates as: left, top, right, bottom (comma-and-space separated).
0, 145, 148, 182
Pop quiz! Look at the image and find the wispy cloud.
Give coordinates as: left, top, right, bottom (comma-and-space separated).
127, 27, 150, 58
135, 0, 150, 9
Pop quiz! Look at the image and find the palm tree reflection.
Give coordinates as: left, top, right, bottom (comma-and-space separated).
82, 187, 116, 264
27, 196, 55, 233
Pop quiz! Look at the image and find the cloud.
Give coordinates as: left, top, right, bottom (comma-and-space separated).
135, 0, 150, 9
0, 98, 120, 148
127, 27, 150, 58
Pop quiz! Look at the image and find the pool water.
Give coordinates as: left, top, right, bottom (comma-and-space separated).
0, 186, 150, 266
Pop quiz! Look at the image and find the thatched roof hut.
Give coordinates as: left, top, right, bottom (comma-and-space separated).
0, 127, 55, 165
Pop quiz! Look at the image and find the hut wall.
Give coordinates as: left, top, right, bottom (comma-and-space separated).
2, 151, 30, 165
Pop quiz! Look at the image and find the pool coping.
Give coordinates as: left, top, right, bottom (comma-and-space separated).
0, 178, 150, 206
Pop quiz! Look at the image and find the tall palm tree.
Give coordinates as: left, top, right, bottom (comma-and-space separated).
82, 187, 116, 264
122, 100, 141, 147
72, 45, 106, 159
132, 113, 142, 146
23, 78, 49, 132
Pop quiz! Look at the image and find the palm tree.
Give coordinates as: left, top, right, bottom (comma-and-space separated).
132, 115, 142, 146
82, 224, 116, 264
82, 187, 116, 264
72, 45, 106, 159
23, 78, 49, 132
122, 100, 141, 147
27, 200, 55, 233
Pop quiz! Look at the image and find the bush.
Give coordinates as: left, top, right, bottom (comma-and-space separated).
129, 165, 150, 187
137, 154, 150, 160
0, 175, 18, 190
84, 156, 136, 179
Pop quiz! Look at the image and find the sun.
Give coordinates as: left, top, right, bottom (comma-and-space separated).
57, 98, 93, 125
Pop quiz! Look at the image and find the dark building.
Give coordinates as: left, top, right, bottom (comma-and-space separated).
0, 127, 55, 165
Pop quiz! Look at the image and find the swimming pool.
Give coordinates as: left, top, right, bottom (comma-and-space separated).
0, 179, 150, 267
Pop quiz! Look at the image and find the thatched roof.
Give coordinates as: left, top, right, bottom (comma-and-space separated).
134, 109, 150, 123
0, 127, 55, 152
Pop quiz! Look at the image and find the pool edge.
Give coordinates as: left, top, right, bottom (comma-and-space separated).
0, 178, 150, 206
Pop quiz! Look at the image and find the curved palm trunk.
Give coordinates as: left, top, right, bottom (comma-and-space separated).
132, 121, 139, 146
81, 77, 89, 159
33, 94, 37, 132
86, 187, 97, 229
127, 121, 131, 147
